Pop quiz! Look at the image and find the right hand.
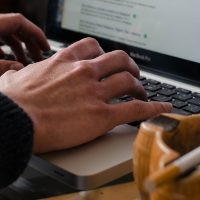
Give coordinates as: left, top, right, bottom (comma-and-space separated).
0, 38, 172, 153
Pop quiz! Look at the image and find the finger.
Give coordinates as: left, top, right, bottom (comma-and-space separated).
91, 50, 140, 80
110, 100, 172, 125
1, 35, 27, 64
58, 37, 104, 61
0, 60, 23, 75
0, 13, 50, 51
100, 72, 147, 101
16, 15, 50, 52
24, 37, 43, 62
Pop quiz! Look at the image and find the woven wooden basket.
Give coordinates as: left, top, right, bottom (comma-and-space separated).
133, 114, 200, 200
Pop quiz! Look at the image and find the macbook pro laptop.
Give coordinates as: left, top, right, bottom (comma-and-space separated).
29, 0, 200, 190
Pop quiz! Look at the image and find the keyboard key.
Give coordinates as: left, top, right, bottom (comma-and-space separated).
125, 96, 134, 102
146, 79, 160, 85
119, 95, 134, 102
193, 93, 200, 98
3, 54, 16, 61
146, 91, 156, 98
151, 95, 172, 102
173, 93, 192, 101
128, 76, 200, 119
110, 98, 122, 104
158, 89, 176, 97
127, 75, 200, 126
183, 104, 200, 114
188, 97, 200, 106
172, 108, 191, 115
62, 43, 71, 47
139, 76, 146, 81
141, 80, 148, 86
160, 83, 176, 89
145, 84, 162, 92
170, 99, 188, 109
42, 50, 57, 59
175, 88, 191, 94
119, 95, 130, 100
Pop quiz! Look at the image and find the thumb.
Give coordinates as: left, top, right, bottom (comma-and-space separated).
0, 60, 24, 75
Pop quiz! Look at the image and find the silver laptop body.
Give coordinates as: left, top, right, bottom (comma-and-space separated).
29, 0, 200, 190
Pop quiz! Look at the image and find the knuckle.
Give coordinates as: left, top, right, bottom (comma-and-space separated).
54, 49, 73, 61
83, 37, 99, 47
122, 72, 136, 85
9, 13, 26, 32
82, 37, 103, 54
50, 51, 62, 62
123, 71, 132, 80
56, 49, 67, 58
13, 13, 24, 21
115, 50, 129, 61
36, 26, 45, 35
76, 61, 95, 77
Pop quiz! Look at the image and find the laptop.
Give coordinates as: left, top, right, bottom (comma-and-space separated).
29, 0, 200, 190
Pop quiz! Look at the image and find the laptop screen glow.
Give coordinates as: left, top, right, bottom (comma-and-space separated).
61, 0, 200, 64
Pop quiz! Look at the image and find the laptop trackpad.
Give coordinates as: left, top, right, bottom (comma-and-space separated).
37, 124, 138, 190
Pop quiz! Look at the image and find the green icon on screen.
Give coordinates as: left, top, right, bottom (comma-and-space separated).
144, 34, 148, 39
133, 14, 137, 19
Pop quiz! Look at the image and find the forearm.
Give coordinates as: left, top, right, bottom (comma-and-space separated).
0, 92, 33, 189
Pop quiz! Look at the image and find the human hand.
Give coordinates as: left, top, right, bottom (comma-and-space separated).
0, 13, 50, 65
0, 38, 172, 153
0, 60, 24, 76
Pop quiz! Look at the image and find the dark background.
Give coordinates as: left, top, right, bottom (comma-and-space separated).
0, 0, 48, 29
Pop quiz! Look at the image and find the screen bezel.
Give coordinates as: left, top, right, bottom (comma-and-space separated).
46, 0, 200, 87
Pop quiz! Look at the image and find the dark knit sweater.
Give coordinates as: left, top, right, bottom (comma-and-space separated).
0, 93, 33, 189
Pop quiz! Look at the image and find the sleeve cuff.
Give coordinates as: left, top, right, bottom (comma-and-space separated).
0, 92, 34, 188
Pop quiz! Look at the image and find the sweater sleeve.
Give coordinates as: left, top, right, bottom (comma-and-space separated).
0, 92, 34, 189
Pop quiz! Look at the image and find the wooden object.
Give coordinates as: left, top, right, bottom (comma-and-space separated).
133, 113, 200, 200
145, 146, 200, 192
43, 182, 140, 200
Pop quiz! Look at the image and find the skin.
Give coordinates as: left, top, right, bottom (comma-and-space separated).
0, 60, 23, 74
0, 14, 172, 154
0, 13, 50, 65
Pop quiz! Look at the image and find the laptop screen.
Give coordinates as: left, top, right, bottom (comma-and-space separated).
46, 0, 200, 86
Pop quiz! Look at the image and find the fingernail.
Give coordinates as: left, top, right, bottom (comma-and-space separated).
163, 102, 173, 112
129, 57, 136, 66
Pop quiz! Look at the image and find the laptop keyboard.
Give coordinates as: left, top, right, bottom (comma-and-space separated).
41, 50, 57, 59
0, 50, 57, 64
139, 76, 200, 115
104, 74, 200, 122
2, 51, 200, 116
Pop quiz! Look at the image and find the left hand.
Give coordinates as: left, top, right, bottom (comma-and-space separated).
0, 13, 50, 65
0, 60, 23, 76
